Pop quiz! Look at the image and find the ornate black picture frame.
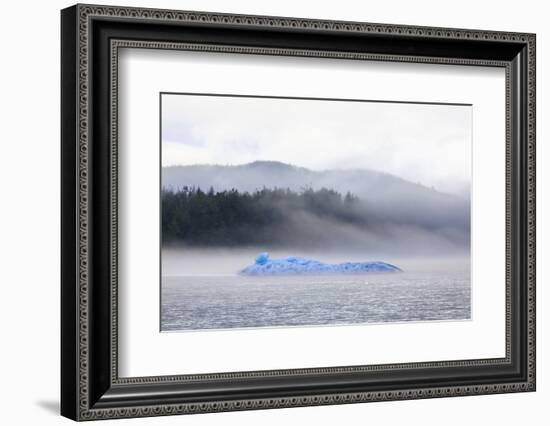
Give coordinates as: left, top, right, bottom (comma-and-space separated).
61, 4, 536, 421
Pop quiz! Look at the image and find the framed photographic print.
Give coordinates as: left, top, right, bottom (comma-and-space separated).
61, 4, 536, 421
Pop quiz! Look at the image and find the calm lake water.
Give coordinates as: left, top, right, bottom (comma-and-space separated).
161, 250, 470, 331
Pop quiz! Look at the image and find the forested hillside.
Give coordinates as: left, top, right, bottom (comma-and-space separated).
162, 186, 366, 246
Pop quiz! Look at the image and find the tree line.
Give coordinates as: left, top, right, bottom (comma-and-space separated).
161, 186, 366, 246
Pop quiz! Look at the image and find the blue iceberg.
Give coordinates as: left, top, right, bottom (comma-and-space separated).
240, 253, 402, 276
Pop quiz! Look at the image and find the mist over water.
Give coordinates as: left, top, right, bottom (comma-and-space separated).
161, 248, 471, 331
162, 247, 469, 276
160, 163, 472, 331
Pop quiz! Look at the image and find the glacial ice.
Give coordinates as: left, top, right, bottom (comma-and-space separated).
240, 253, 402, 276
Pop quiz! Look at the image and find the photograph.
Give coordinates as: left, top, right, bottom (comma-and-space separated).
160, 93, 473, 332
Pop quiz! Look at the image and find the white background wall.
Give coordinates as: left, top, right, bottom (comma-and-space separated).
0, 0, 547, 424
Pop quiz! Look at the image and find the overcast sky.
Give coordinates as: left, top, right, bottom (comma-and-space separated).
161, 93, 472, 195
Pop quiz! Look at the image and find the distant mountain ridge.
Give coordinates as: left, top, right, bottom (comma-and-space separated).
162, 161, 470, 234
163, 160, 457, 197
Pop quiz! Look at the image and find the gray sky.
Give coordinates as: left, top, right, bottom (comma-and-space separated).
161, 93, 471, 195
